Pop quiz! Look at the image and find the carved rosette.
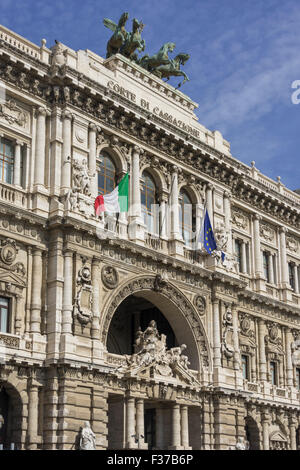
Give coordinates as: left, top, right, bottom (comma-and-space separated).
101, 266, 119, 289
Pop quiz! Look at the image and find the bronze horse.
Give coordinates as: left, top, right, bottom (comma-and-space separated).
103, 12, 129, 58
139, 42, 176, 72
152, 53, 190, 88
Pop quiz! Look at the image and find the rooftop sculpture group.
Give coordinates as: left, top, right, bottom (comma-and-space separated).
103, 12, 190, 88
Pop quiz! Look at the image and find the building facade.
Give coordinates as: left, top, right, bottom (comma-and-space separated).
0, 24, 300, 450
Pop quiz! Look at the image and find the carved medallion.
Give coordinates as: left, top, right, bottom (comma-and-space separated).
0, 240, 17, 265
101, 265, 119, 289
194, 295, 206, 315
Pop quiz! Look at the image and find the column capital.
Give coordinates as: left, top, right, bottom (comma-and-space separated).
15, 139, 24, 147
32, 247, 43, 256
61, 110, 74, 121
253, 214, 262, 222
35, 106, 50, 118
279, 226, 287, 234
88, 122, 98, 132
133, 145, 144, 156
62, 248, 73, 257
171, 164, 179, 174
224, 190, 231, 199
92, 256, 101, 266
206, 182, 214, 191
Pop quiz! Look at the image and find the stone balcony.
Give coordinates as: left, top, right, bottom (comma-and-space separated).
0, 181, 29, 210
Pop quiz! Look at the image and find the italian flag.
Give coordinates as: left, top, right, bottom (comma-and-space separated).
94, 173, 129, 215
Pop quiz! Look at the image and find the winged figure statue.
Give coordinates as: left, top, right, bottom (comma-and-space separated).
103, 12, 129, 58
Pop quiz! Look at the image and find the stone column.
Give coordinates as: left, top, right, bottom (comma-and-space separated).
279, 227, 289, 288
136, 399, 147, 449
34, 107, 48, 188
206, 184, 214, 227
285, 327, 293, 387
212, 298, 221, 368
128, 146, 144, 243
223, 191, 232, 254
250, 352, 257, 382
267, 253, 274, 284
30, 248, 43, 334
170, 166, 180, 239
27, 381, 39, 450
241, 241, 247, 274
13, 140, 22, 186
91, 257, 100, 340
253, 215, 263, 277
126, 397, 136, 449
25, 247, 33, 333
159, 192, 168, 240
289, 415, 297, 450
258, 319, 267, 381
156, 406, 164, 449
262, 412, 270, 450
169, 403, 182, 449
293, 264, 299, 294
131, 146, 143, 218
88, 123, 98, 199
61, 111, 73, 193
61, 250, 73, 335
181, 405, 190, 449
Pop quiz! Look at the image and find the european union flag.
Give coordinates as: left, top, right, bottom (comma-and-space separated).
200, 210, 217, 255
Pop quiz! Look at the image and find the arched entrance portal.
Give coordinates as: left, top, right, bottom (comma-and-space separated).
0, 383, 23, 450
104, 281, 208, 450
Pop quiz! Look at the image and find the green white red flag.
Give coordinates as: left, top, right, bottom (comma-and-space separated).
94, 173, 129, 215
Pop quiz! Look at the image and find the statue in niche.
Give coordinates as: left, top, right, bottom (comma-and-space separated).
72, 157, 94, 196
119, 321, 193, 381
78, 422, 96, 450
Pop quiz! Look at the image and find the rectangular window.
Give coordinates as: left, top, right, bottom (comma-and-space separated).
241, 355, 250, 380
235, 240, 242, 272
263, 251, 270, 282
270, 361, 277, 385
0, 297, 9, 333
0, 138, 14, 184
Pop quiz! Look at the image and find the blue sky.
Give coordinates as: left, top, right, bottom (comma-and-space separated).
1, 0, 300, 190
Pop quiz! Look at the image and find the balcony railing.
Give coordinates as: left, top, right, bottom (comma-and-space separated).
0, 182, 28, 209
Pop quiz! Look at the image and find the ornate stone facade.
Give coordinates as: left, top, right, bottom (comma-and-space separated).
0, 23, 300, 451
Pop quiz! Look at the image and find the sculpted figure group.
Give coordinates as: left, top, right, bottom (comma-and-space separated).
103, 12, 190, 88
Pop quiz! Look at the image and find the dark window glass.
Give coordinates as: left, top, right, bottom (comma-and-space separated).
263, 252, 270, 282
141, 172, 158, 234
97, 152, 116, 196
235, 240, 242, 272
179, 191, 194, 247
289, 263, 295, 290
270, 361, 277, 385
242, 355, 249, 380
0, 139, 14, 184
0, 297, 9, 333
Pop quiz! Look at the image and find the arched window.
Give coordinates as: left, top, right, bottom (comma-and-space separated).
97, 151, 116, 196
141, 171, 158, 234
179, 190, 194, 247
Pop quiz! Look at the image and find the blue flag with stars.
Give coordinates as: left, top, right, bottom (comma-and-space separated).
200, 209, 217, 254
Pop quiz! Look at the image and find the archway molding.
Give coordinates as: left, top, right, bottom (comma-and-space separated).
100, 275, 212, 371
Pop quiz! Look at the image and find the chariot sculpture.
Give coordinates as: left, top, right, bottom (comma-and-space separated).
103, 12, 190, 88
